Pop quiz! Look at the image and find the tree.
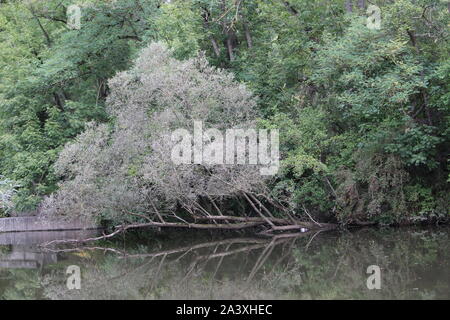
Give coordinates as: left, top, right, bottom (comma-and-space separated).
42, 43, 326, 235
0, 0, 160, 210
310, 1, 449, 223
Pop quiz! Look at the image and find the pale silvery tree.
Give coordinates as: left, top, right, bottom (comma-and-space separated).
0, 176, 19, 215
42, 43, 308, 233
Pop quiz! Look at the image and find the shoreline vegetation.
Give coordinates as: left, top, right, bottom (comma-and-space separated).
0, 1, 448, 243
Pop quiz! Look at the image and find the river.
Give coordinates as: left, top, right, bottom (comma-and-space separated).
0, 226, 449, 299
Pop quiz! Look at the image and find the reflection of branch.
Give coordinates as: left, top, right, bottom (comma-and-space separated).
147, 253, 167, 295
305, 229, 326, 251
39, 221, 265, 247
197, 242, 269, 261
267, 237, 298, 278
44, 238, 271, 259
42, 246, 127, 255
43, 234, 321, 269
177, 237, 295, 284
43, 233, 328, 295
122, 238, 269, 259
247, 238, 276, 283
211, 243, 231, 279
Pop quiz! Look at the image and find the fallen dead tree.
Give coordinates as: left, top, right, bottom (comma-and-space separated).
39, 210, 336, 247
39, 43, 335, 241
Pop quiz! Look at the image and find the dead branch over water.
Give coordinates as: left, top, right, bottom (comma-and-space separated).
40, 189, 337, 247
39, 214, 336, 248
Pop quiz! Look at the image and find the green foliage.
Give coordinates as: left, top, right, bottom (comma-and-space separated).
0, 175, 18, 216
260, 107, 333, 215
306, 1, 449, 223
43, 43, 266, 225
0, 0, 448, 225
0, 0, 160, 210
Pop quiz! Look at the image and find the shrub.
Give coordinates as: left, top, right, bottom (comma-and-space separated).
0, 175, 19, 216
42, 43, 272, 226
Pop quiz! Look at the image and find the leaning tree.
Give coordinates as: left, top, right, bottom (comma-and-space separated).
41, 43, 333, 239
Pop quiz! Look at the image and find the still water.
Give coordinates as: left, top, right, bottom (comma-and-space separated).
0, 226, 449, 300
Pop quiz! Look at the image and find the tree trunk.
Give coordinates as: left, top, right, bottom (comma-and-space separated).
345, 0, 353, 13
243, 20, 253, 49
358, 0, 366, 10
281, 1, 299, 16
210, 37, 221, 58
226, 31, 236, 61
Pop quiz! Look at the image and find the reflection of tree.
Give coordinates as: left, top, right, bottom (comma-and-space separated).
1, 227, 449, 299
42, 235, 306, 300
0, 268, 42, 300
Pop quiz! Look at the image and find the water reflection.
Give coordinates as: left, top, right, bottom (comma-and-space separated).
0, 227, 449, 300
0, 230, 99, 270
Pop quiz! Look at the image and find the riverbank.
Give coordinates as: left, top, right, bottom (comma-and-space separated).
0, 217, 99, 233
1, 214, 448, 243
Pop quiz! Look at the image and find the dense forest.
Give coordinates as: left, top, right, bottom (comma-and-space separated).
0, 0, 448, 235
